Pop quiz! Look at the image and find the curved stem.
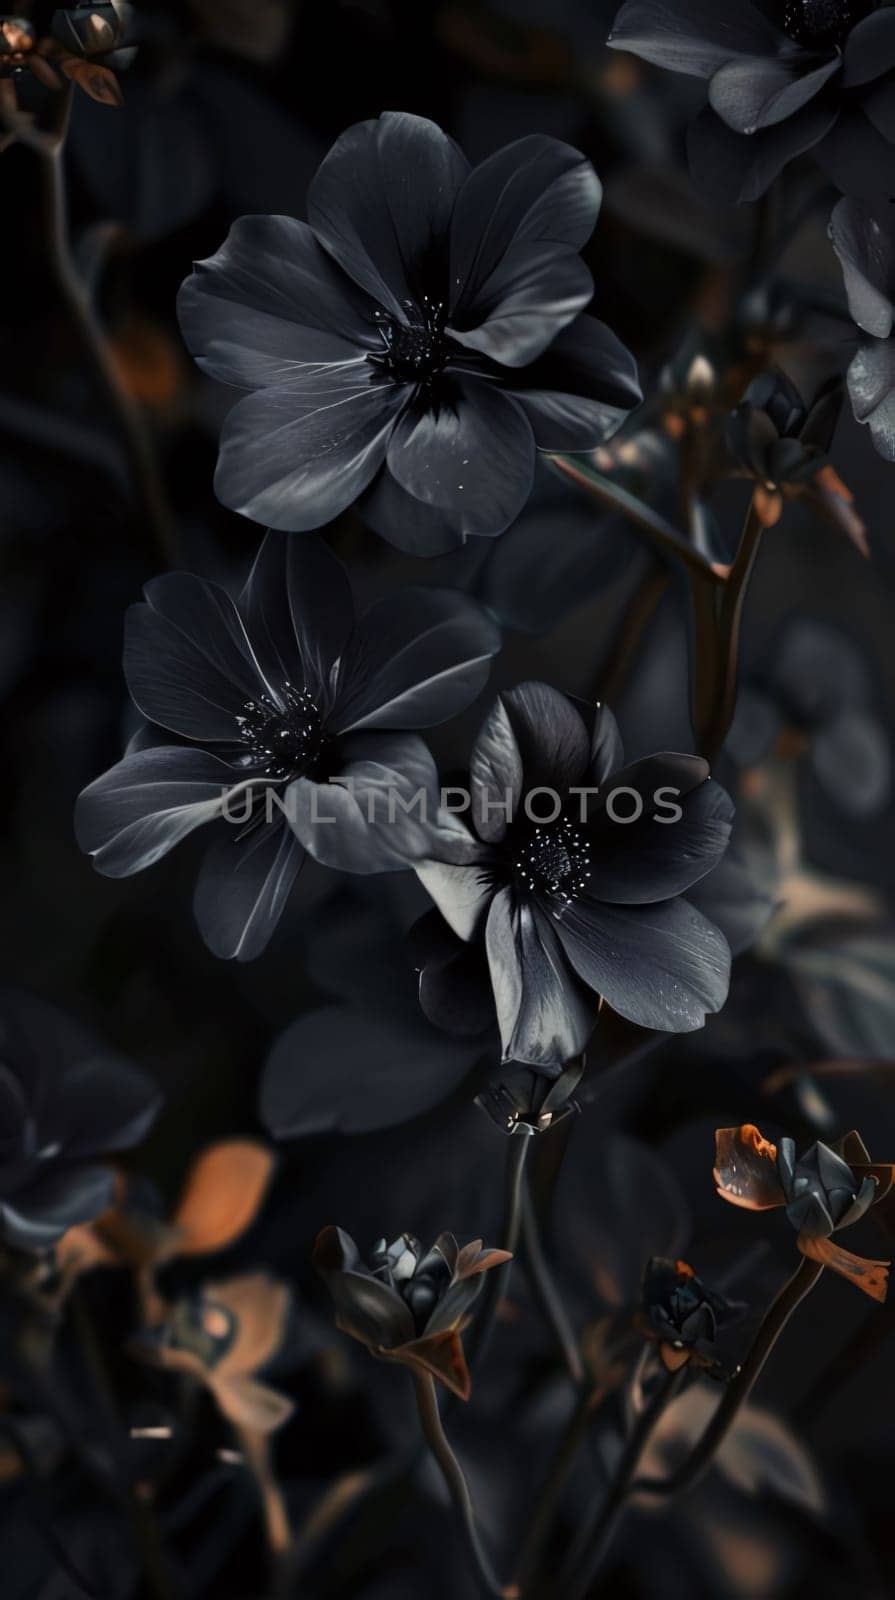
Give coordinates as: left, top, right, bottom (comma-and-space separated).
549, 455, 721, 582
634, 1255, 824, 1499
412, 1370, 513, 1599
520, 1174, 583, 1386
558, 1366, 681, 1600
693, 494, 765, 765
36, 89, 176, 569
465, 1134, 530, 1373
513, 1381, 611, 1594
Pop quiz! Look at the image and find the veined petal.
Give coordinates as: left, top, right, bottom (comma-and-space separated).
193, 817, 306, 962
215, 367, 408, 531
608, 0, 785, 78
553, 895, 730, 1032
332, 588, 500, 734
75, 747, 250, 877
447, 243, 593, 368
508, 314, 642, 450
357, 468, 465, 556
240, 531, 355, 714
830, 196, 895, 337
386, 378, 535, 536
708, 53, 840, 135
485, 888, 598, 1067
177, 214, 377, 388
307, 112, 469, 316
286, 733, 443, 873
125, 575, 267, 743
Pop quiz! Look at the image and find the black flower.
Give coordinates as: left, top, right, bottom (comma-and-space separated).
177, 111, 641, 554
312, 1226, 511, 1399
725, 369, 865, 547
727, 617, 890, 816
416, 683, 733, 1070
609, 1, 895, 202
474, 1054, 584, 1135
714, 1123, 894, 1299
0, 6, 127, 123
75, 532, 500, 961
0, 990, 160, 1252
636, 1257, 745, 1377
830, 196, 895, 459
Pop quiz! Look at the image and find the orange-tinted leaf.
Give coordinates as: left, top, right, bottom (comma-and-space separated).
797, 1233, 890, 1302
211, 1274, 291, 1379
172, 1141, 275, 1256
392, 1328, 472, 1401
212, 1374, 294, 1433
714, 1125, 784, 1211
59, 56, 123, 105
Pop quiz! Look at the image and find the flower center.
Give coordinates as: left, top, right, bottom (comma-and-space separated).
370, 297, 447, 383
513, 817, 592, 906
235, 684, 323, 782
781, 0, 863, 46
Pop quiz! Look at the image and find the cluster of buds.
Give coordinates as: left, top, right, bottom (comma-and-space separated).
0, 5, 130, 113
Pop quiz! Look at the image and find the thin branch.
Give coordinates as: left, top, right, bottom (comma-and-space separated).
513, 1381, 611, 1594
558, 1365, 682, 1600
633, 1255, 824, 1499
35, 86, 177, 568
520, 1175, 584, 1387
464, 1134, 531, 1372
548, 455, 722, 582
412, 1370, 515, 1599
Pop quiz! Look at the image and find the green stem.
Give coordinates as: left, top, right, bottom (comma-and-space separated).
633, 1256, 824, 1499
558, 1366, 682, 1600
412, 1371, 512, 1599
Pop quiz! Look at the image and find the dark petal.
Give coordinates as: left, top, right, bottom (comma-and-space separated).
416, 858, 495, 941
830, 197, 895, 338
553, 895, 730, 1032
508, 315, 642, 450
76, 748, 246, 877
286, 733, 442, 873
1, 1167, 116, 1251
328, 1266, 416, 1350
124, 577, 265, 744
848, 341, 895, 458
494, 681, 590, 793
332, 588, 501, 734
260, 1004, 474, 1137
813, 710, 891, 818
240, 531, 355, 714
447, 243, 593, 369
306, 112, 469, 316
357, 469, 464, 556
688, 842, 775, 957
813, 110, 895, 198
582, 774, 733, 905
687, 102, 836, 204
589, 704, 625, 786
449, 136, 601, 322
424, 1276, 482, 1337
385, 379, 535, 537
177, 215, 375, 389
865, 77, 895, 145
193, 817, 306, 961
417, 938, 496, 1038
842, 9, 895, 87
608, 0, 783, 78
485, 887, 599, 1068
45, 1057, 160, 1159
708, 54, 839, 135
215, 369, 408, 531
469, 694, 524, 843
